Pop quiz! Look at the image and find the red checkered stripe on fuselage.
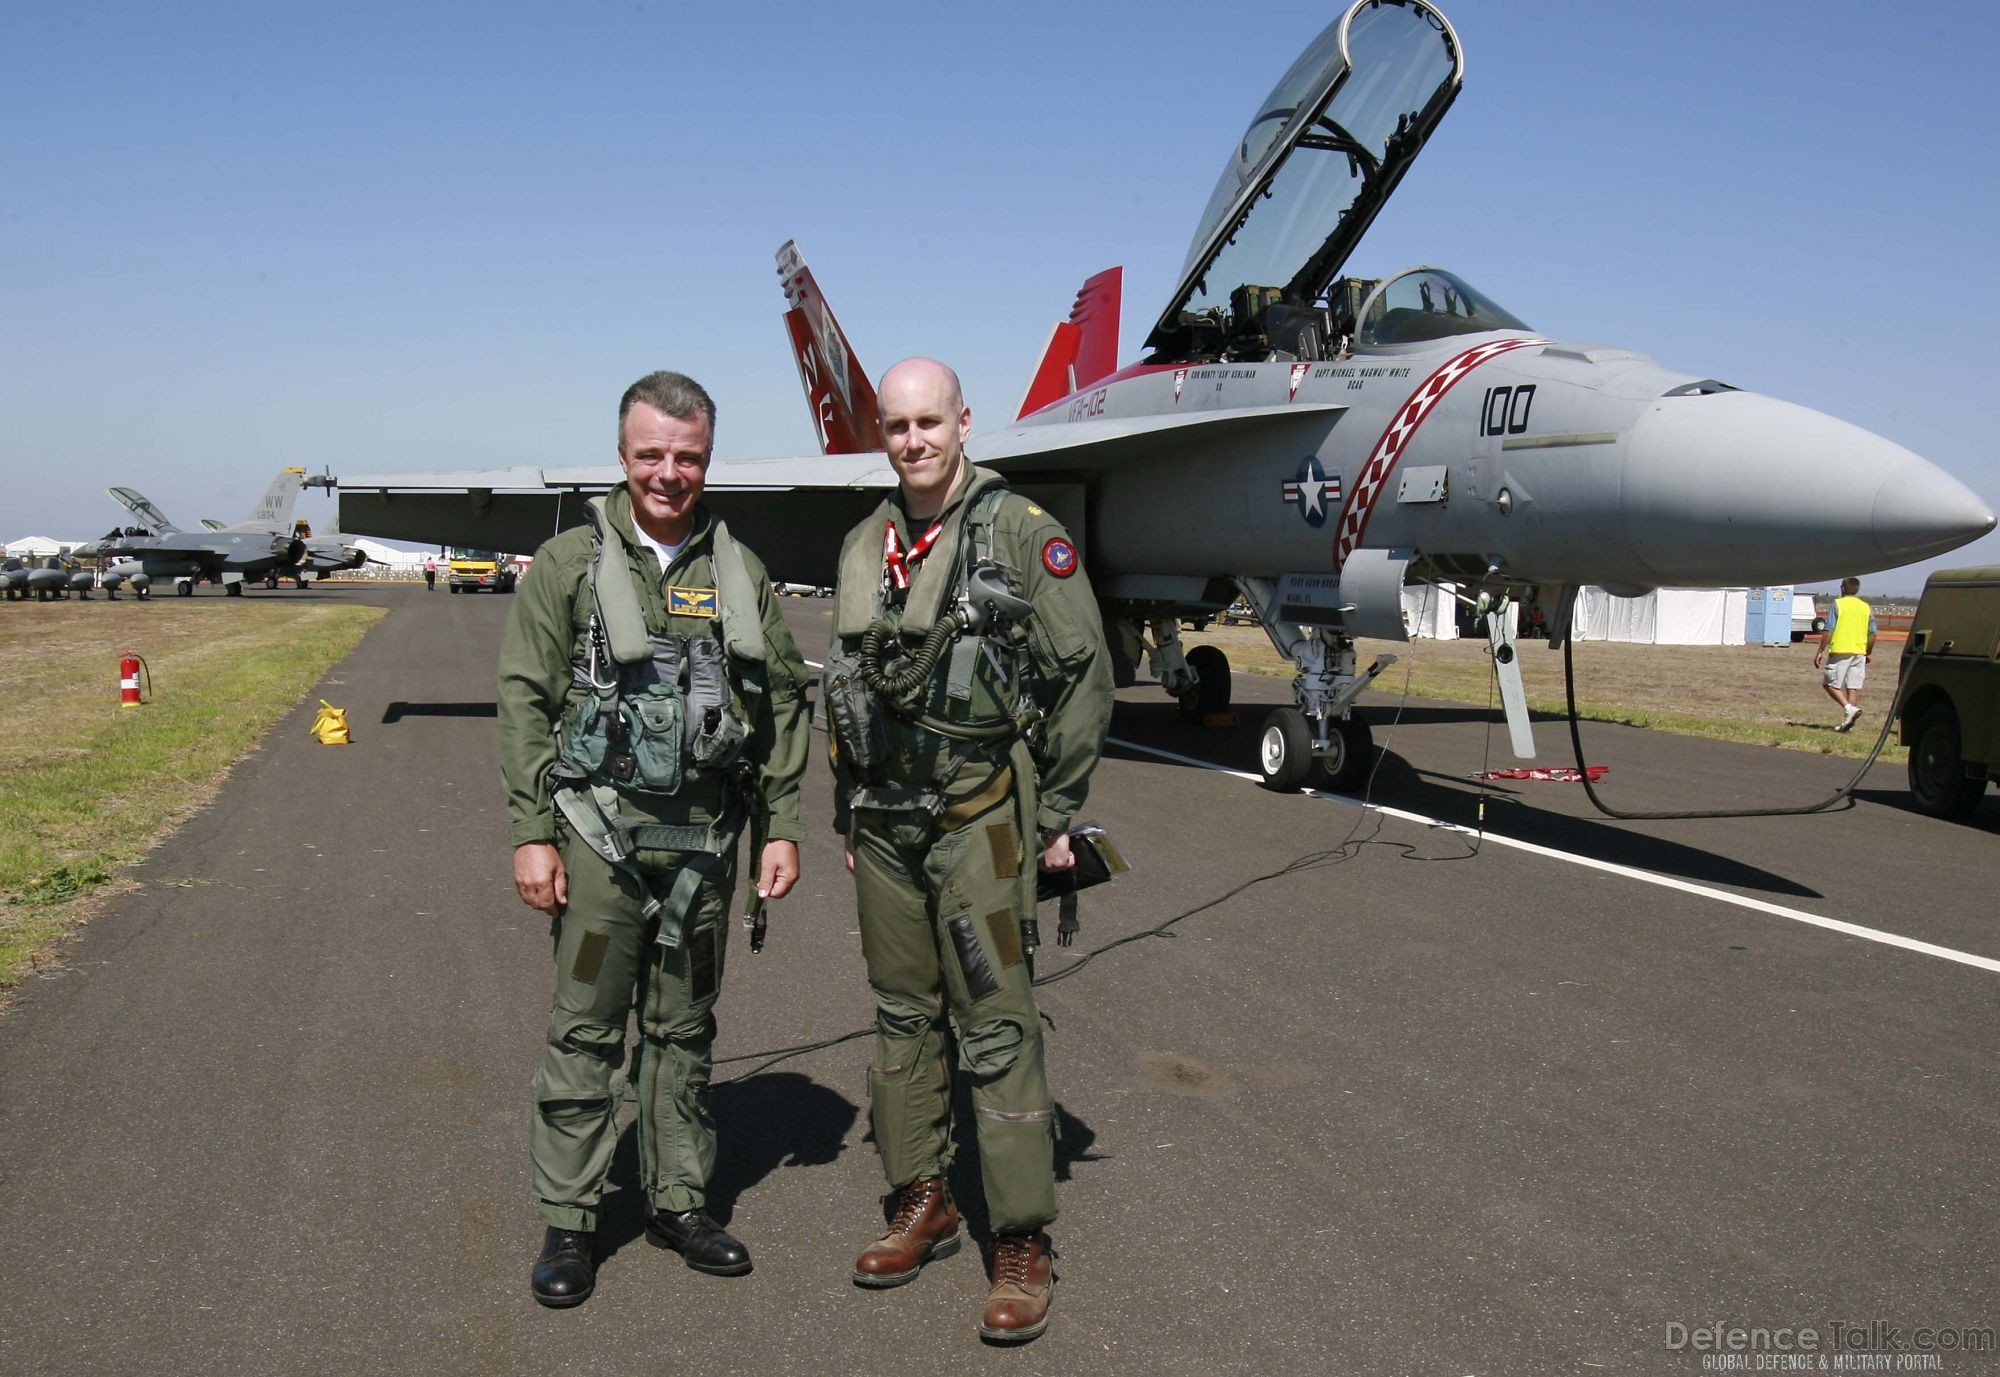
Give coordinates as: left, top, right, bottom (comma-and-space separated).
1331, 336, 1549, 572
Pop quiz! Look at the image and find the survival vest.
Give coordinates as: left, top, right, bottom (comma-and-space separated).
824, 479, 1044, 805
550, 495, 769, 945
1827, 595, 1871, 656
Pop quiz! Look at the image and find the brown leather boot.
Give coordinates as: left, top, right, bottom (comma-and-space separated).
978, 1232, 1054, 1343
851, 1176, 962, 1288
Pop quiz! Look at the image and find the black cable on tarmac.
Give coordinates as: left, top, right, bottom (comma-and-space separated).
1560, 630, 1910, 820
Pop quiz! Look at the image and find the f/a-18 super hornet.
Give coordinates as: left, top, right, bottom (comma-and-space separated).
76, 486, 304, 598
196, 468, 369, 587
329, 0, 1993, 789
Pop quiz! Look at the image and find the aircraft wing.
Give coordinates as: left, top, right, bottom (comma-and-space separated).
337, 408, 1348, 581
336, 455, 897, 581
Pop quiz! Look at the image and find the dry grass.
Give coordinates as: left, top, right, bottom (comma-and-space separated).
0, 597, 384, 989
1183, 624, 1906, 762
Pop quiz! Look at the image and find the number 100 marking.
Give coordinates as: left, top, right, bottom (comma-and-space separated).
1480, 384, 1536, 436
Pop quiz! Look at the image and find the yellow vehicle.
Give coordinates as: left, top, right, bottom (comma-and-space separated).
447, 548, 518, 594
1898, 565, 1999, 820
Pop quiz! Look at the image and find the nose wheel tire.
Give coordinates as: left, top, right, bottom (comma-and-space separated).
1177, 644, 1232, 722
1258, 709, 1377, 794
1317, 712, 1375, 793
1907, 702, 1985, 821
1258, 708, 1315, 792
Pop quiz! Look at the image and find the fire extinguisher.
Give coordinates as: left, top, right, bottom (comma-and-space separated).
119, 652, 151, 707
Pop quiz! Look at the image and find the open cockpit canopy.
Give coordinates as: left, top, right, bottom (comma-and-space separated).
1147, 0, 1463, 360
1354, 266, 1530, 348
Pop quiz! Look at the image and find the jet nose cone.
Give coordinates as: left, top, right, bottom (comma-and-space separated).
1873, 459, 1995, 565
1623, 392, 1990, 585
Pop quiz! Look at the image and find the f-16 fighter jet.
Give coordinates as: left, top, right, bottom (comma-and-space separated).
330, 0, 1993, 788
196, 468, 369, 587
77, 486, 304, 598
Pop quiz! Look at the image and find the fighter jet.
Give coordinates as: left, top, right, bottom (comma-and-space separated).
77, 486, 304, 598
196, 468, 369, 587
330, 0, 1993, 789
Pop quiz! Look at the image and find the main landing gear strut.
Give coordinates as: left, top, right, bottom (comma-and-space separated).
1140, 584, 1395, 793
1233, 578, 1395, 793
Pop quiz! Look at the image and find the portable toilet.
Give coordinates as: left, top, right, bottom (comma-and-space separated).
1745, 586, 1792, 645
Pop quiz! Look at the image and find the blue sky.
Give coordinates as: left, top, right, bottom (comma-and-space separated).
4, 0, 1994, 591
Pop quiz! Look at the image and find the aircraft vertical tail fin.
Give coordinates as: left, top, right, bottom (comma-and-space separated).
107, 487, 180, 534
1016, 323, 1083, 419
775, 240, 881, 454
1015, 267, 1122, 419
1069, 266, 1122, 389
250, 468, 306, 526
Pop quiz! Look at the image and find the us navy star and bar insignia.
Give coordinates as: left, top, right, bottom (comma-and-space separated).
668, 586, 718, 618
1281, 457, 1340, 528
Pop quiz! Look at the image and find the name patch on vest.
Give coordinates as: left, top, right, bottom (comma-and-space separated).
668, 586, 718, 618
1041, 537, 1078, 578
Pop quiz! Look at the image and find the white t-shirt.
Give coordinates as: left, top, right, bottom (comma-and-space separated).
633, 524, 687, 575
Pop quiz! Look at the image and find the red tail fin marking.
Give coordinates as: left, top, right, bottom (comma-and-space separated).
1015, 322, 1082, 420
775, 240, 881, 454
1068, 266, 1122, 389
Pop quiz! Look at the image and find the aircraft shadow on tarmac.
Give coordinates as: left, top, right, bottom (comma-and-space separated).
1107, 703, 1824, 900
379, 700, 499, 723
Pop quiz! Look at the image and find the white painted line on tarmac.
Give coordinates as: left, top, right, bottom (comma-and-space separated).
1108, 736, 2000, 976
800, 651, 1997, 974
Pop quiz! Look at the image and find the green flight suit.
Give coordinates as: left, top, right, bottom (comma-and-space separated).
499, 486, 810, 1232
829, 465, 1112, 1233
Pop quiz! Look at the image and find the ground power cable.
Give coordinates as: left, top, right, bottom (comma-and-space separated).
1560, 629, 1911, 820
715, 592, 1488, 1084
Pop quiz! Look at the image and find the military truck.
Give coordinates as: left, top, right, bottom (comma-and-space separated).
446, 548, 517, 594
1897, 566, 1999, 819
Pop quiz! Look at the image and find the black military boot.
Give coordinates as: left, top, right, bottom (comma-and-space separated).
530, 1227, 596, 1308
645, 1208, 752, 1276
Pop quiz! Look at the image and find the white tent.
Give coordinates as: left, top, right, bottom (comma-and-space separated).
5, 535, 74, 558
1399, 581, 1459, 639
1572, 586, 1747, 645
353, 539, 428, 568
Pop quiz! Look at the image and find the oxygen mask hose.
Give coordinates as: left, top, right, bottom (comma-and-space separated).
858, 615, 960, 709
1561, 632, 1908, 820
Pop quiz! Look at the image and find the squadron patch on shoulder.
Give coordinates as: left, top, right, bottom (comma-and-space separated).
668, 586, 718, 618
1041, 537, 1078, 578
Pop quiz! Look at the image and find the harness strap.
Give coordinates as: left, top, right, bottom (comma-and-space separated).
850, 784, 936, 814
626, 820, 733, 853
550, 772, 743, 948
936, 762, 1015, 830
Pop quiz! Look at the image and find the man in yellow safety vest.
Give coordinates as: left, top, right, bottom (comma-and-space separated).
1813, 576, 1878, 732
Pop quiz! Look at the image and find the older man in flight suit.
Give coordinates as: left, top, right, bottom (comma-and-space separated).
500, 370, 811, 1307
824, 357, 1112, 1343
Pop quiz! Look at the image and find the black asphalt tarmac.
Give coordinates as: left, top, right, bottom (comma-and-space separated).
3, 584, 1994, 1376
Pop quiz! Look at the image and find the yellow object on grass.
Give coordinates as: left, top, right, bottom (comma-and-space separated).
310, 700, 351, 745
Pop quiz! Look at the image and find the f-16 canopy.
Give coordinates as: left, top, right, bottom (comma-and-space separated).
1147, 0, 1463, 353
